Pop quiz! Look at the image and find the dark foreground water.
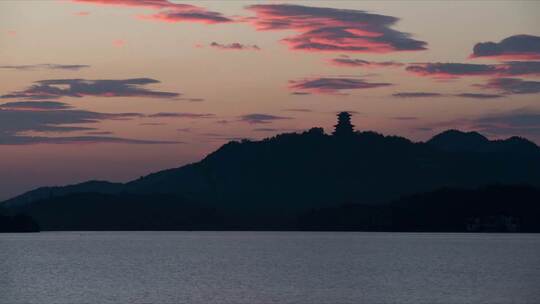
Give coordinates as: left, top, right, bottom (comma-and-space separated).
1, 232, 539, 304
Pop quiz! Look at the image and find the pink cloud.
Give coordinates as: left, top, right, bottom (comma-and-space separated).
72, 0, 190, 10
112, 39, 126, 48
73, 0, 232, 24
245, 4, 426, 53
74, 11, 90, 16
140, 10, 232, 24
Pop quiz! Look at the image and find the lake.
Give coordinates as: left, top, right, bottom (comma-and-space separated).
1, 232, 539, 304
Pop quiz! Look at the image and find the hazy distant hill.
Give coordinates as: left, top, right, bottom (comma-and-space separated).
299, 185, 540, 232
2, 181, 123, 208
0, 207, 39, 232
7, 185, 540, 232
2, 125, 540, 231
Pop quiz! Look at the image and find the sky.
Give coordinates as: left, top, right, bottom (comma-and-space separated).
1, 0, 540, 200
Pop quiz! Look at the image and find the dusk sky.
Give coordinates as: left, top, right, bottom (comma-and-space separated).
1, 0, 540, 200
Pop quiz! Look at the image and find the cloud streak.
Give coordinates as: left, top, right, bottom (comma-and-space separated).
1, 78, 180, 100
73, 0, 233, 24
0, 107, 141, 134
0, 134, 178, 145
209, 42, 260, 51
143, 10, 233, 24
392, 92, 443, 98
0, 64, 90, 71
406, 61, 540, 78
392, 92, 506, 99
455, 93, 504, 99
239, 113, 291, 124
73, 0, 184, 9
0, 101, 73, 110
478, 78, 540, 95
392, 116, 418, 121
290, 77, 392, 95
282, 108, 313, 113
147, 112, 215, 118
329, 56, 403, 68
245, 4, 427, 53
471, 34, 540, 60
0, 102, 181, 145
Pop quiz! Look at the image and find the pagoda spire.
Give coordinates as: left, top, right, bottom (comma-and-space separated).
333, 111, 355, 136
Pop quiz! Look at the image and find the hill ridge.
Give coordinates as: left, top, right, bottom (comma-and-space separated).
3, 127, 539, 209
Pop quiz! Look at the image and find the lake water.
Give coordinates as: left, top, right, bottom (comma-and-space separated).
1, 232, 539, 304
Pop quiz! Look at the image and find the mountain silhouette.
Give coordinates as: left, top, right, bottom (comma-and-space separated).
428, 129, 538, 153
2, 112, 540, 231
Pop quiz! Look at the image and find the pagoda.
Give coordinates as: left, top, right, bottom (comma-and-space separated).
333, 111, 355, 136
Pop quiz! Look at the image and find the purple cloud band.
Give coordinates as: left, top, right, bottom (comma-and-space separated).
0, 64, 90, 71
406, 61, 540, 78
290, 77, 392, 95
239, 113, 291, 124
1, 78, 180, 100
210, 42, 260, 51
